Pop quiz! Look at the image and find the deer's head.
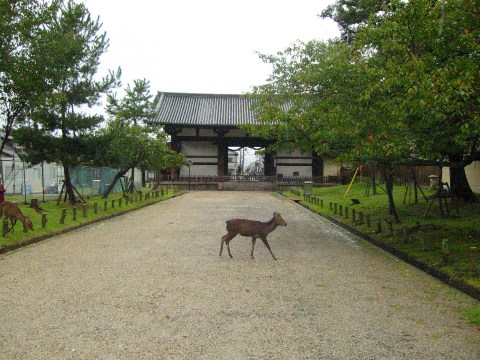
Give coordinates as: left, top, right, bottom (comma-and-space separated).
25, 217, 34, 231
273, 212, 287, 226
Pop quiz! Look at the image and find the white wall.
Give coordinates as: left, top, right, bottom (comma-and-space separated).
276, 148, 312, 177
180, 141, 218, 176
324, 159, 342, 178
442, 161, 480, 194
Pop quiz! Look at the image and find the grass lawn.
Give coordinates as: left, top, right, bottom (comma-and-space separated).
283, 181, 480, 290
0, 187, 186, 252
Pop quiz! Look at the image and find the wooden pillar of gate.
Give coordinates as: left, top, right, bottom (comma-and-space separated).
264, 152, 277, 176
169, 136, 181, 179
214, 128, 229, 176
312, 152, 324, 177
217, 142, 228, 176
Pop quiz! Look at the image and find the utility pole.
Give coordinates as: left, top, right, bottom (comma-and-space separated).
241, 148, 245, 175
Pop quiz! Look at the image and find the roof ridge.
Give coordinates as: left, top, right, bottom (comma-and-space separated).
157, 91, 249, 98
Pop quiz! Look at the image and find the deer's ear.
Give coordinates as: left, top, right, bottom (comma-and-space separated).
273, 212, 278, 216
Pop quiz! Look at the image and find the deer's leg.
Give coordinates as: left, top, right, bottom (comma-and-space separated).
220, 233, 236, 257
225, 238, 234, 258
9, 218, 16, 233
260, 236, 277, 260
251, 237, 257, 259
220, 235, 226, 257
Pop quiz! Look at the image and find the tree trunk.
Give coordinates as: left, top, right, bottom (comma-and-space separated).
141, 167, 146, 187
448, 154, 475, 202
371, 163, 378, 195
129, 167, 135, 193
382, 165, 401, 223
102, 168, 129, 198
63, 166, 77, 205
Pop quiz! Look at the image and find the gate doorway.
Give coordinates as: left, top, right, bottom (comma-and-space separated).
228, 147, 265, 176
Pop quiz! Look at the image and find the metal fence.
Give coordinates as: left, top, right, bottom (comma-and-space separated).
0, 159, 143, 201
158, 174, 340, 184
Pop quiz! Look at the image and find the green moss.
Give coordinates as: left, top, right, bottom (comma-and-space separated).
463, 306, 480, 326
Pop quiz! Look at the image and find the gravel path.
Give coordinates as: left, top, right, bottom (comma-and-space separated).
0, 191, 478, 359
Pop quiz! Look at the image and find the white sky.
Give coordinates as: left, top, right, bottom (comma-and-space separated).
82, 0, 340, 96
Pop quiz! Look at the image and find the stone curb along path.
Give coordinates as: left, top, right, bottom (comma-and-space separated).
280, 192, 480, 301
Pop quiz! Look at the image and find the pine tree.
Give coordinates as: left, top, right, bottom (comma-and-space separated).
13, 0, 121, 204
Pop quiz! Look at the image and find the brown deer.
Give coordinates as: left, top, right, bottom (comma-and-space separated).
0, 201, 34, 233
220, 212, 287, 260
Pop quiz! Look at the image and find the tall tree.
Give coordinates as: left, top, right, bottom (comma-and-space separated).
13, 0, 121, 204
0, 0, 61, 174
356, 0, 479, 201
106, 79, 159, 190
321, 0, 396, 42
248, 40, 409, 222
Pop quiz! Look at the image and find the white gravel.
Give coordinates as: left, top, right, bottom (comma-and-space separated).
0, 191, 478, 359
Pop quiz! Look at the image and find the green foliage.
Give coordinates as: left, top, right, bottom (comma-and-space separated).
106, 78, 158, 127
250, 0, 479, 214
96, 120, 186, 174
321, 0, 396, 42
97, 79, 187, 197
0, 0, 62, 154
463, 306, 480, 326
11, 0, 121, 204
357, 0, 480, 164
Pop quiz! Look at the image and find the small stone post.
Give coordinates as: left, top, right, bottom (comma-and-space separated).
60, 208, 67, 225
82, 204, 87, 218
470, 247, 479, 275
387, 220, 394, 235
442, 239, 451, 264
72, 207, 77, 221
42, 213, 47, 229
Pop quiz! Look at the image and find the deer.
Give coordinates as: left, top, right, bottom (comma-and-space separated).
220, 212, 287, 260
0, 201, 34, 233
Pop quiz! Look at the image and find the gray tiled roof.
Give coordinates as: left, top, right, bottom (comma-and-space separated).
153, 92, 259, 126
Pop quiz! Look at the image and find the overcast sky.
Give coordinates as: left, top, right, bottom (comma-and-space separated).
82, 0, 340, 96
